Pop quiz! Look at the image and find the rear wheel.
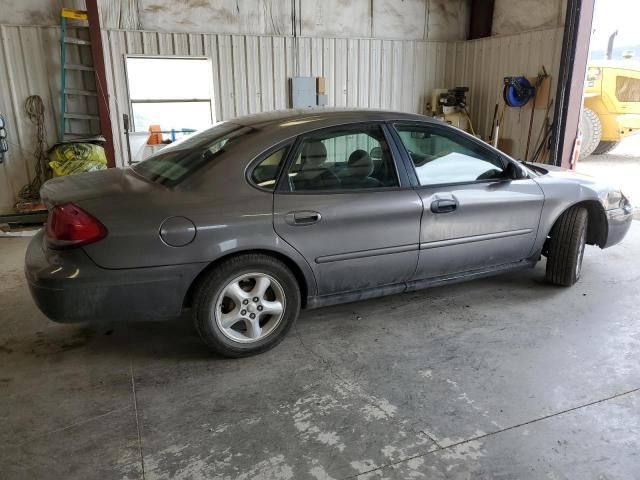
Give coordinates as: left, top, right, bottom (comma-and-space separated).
593, 140, 620, 155
545, 206, 588, 286
579, 108, 602, 159
193, 254, 301, 357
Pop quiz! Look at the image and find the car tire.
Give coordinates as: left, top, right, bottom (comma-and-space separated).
579, 108, 602, 159
593, 140, 620, 155
545, 206, 588, 286
192, 254, 301, 357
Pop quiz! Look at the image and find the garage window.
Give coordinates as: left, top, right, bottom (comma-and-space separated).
126, 57, 215, 133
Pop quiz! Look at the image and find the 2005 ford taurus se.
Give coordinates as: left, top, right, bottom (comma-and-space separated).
26, 109, 633, 357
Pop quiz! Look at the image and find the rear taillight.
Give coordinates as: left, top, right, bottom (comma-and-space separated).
46, 203, 107, 248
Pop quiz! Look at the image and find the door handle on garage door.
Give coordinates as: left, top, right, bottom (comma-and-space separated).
285, 211, 322, 225
430, 199, 458, 213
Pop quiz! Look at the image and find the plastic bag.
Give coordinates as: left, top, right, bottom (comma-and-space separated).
49, 142, 107, 177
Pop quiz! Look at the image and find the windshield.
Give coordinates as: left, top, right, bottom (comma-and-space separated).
132, 122, 255, 186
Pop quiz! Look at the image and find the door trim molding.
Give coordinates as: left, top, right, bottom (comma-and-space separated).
315, 243, 419, 264
420, 228, 533, 250
305, 259, 536, 309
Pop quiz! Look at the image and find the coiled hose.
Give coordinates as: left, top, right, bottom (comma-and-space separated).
16, 95, 50, 207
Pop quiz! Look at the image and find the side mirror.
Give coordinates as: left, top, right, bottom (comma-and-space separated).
504, 161, 520, 180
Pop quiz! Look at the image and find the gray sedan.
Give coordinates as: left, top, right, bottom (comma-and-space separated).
26, 109, 633, 357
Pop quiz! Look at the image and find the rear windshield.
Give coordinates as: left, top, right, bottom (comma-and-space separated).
132, 122, 254, 186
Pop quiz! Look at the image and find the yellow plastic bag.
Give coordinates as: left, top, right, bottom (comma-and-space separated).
49, 142, 107, 177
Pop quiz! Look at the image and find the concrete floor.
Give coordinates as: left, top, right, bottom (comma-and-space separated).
1, 224, 640, 480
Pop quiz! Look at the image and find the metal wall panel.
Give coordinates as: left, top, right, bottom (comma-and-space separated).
0, 25, 60, 213
444, 27, 564, 160
101, 29, 450, 167
0, 23, 102, 213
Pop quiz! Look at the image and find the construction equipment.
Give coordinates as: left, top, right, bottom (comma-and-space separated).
59, 8, 101, 142
580, 32, 640, 158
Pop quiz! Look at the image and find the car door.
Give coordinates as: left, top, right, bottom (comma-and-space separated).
272, 123, 423, 296
391, 122, 545, 279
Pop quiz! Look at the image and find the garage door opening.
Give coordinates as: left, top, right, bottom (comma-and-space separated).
575, 0, 640, 216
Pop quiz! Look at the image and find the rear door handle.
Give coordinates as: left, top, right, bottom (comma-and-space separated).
430, 199, 458, 214
285, 210, 322, 225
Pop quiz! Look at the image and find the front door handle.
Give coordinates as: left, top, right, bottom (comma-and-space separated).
430, 199, 458, 214
285, 210, 322, 225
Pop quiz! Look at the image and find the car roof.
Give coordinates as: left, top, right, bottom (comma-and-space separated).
228, 108, 434, 130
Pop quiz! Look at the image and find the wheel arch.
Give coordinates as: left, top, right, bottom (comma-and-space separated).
183, 249, 313, 310
546, 200, 608, 248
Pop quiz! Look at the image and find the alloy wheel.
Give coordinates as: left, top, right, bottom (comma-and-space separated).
214, 272, 286, 343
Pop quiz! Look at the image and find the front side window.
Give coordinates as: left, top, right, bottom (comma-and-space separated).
394, 124, 507, 186
286, 125, 399, 192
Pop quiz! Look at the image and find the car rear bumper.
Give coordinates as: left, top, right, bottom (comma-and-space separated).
25, 230, 206, 323
603, 205, 634, 248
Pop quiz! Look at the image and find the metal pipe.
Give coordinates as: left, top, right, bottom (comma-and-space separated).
606, 30, 618, 60
86, 0, 116, 168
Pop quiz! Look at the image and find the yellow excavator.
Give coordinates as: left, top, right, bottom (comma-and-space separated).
580, 32, 640, 158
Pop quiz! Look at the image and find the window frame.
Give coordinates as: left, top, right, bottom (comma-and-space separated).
124, 55, 215, 133
274, 122, 411, 195
390, 121, 526, 189
245, 140, 293, 193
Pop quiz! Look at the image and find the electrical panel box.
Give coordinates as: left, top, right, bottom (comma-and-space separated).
291, 77, 317, 108
317, 76, 326, 94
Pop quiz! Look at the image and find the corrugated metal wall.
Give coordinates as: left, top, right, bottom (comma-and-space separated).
443, 27, 564, 160
102, 29, 450, 167
0, 24, 563, 212
0, 25, 60, 213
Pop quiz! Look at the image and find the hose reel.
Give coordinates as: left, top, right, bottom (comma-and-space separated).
503, 76, 536, 108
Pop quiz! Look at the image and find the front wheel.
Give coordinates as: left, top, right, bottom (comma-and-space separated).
193, 254, 301, 357
545, 206, 588, 286
579, 108, 602, 159
593, 141, 620, 155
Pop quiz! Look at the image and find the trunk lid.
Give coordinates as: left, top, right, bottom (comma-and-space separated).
40, 168, 156, 209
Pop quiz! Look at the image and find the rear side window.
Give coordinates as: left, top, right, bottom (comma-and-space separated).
285, 125, 399, 192
250, 147, 288, 190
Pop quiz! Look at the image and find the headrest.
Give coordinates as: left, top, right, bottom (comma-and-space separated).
301, 141, 327, 167
347, 149, 373, 177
